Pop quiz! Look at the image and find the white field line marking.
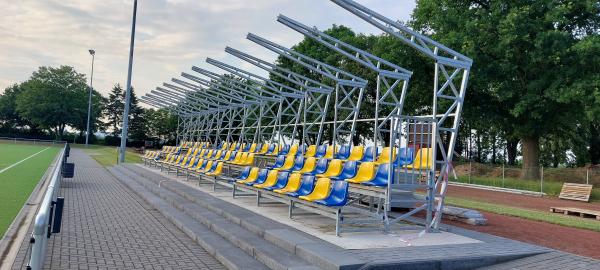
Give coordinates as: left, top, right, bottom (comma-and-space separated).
0, 147, 50, 174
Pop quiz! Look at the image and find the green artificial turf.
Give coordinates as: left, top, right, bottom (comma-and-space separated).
0, 143, 60, 237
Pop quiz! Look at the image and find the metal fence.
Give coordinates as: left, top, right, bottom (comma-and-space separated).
0, 136, 67, 145
26, 143, 69, 270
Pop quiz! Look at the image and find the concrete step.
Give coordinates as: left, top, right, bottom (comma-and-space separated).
121, 164, 365, 270
112, 165, 322, 270
108, 167, 270, 270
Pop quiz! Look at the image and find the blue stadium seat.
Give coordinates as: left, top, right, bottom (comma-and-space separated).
264, 172, 290, 191
227, 151, 238, 162
330, 161, 358, 180
315, 180, 349, 207
242, 143, 252, 152
279, 144, 291, 155
267, 155, 286, 170
314, 144, 327, 158
246, 169, 269, 186
197, 160, 209, 171
394, 147, 415, 166
304, 158, 329, 175
361, 164, 391, 187
265, 144, 276, 155
254, 143, 263, 153
235, 166, 252, 181
287, 175, 316, 197
297, 144, 308, 156
335, 145, 351, 160
361, 146, 379, 162
288, 156, 305, 172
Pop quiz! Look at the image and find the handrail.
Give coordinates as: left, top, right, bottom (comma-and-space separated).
27, 143, 68, 270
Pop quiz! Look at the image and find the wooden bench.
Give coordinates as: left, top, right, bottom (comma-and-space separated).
558, 183, 593, 202
550, 207, 600, 220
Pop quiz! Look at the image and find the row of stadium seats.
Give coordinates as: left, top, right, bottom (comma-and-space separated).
230, 147, 433, 209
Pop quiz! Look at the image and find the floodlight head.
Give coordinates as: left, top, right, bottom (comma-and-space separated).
89, 49, 95, 55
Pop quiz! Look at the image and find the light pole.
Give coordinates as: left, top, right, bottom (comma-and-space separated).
119, 0, 137, 163
85, 49, 95, 146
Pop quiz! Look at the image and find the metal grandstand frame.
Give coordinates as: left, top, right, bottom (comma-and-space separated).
331, 0, 472, 231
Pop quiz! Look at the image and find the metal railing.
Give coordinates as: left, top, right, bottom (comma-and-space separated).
26, 143, 69, 270
0, 136, 67, 145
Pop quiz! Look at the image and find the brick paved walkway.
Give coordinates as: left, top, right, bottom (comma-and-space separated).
11, 149, 225, 270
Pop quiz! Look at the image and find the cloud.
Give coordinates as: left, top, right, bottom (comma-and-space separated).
0, 0, 416, 98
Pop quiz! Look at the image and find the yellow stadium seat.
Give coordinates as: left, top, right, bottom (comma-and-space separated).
213, 150, 224, 160
233, 152, 249, 165
295, 157, 316, 173
273, 173, 302, 194
324, 145, 337, 159
253, 170, 279, 189
184, 157, 197, 169
299, 178, 331, 201
346, 162, 376, 183
287, 144, 299, 156
229, 142, 237, 151
249, 143, 257, 153
405, 148, 433, 170
237, 167, 261, 184
205, 162, 224, 176
230, 152, 243, 164
316, 159, 343, 178
240, 153, 255, 166
304, 145, 317, 157
375, 147, 396, 165
258, 144, 269, 154
347, 145, 364, 161
198, 160, 214, 173
222, 151, 232, 161
274, 155, 295, 171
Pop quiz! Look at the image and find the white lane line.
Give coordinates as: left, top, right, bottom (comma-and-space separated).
0, 147, 50, 174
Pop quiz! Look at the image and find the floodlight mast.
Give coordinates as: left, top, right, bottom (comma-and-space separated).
331, 0, 472, 230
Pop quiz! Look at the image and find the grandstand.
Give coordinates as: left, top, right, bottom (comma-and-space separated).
140, 0, 471, 235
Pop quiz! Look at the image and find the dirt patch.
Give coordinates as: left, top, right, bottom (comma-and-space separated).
444, 211, 600, 259
447, 185, 600, 212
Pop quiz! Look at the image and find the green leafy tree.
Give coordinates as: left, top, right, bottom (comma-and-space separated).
144, 108, 178, 143
16, 66, 90, 140
127, 87, 146, 141
0, 84, 40, 134
411, 0, 600, 178
104, 84, 124, 136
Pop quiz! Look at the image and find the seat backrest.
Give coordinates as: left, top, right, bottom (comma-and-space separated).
279, 144, 291, 155
304, 145, 317, 157
214, 150, 224, 159
328, 180, 349, 204
376, 147, 396, 164
267, 143, 275, 153
338, 160, 358, 179
259, 143, 269, 153
198, 149, 206, 157
238, 152, 249, 163
395, 147, 415, 166
254, 143, 262, 153
238, 166, 252, 179
315, 144, 327, 158
281, 155, 295, 169
247, 167, 260, 181
324, 145, 337, 159
244, 153, 255, 165
291, 156, 305, 171
324, 159, 343, 175
314, 158, 330, 174
231, 152, 243, 163
228, 151, 238, 161
374, 163, 391, 182
299, 157, 316, 172
212, 162, 224, 174
271, 144, 280, 155
335, 145, 351, 159
410, 148, 434, 170
310, 178, 332, 197
262, 170, 280, 186
297, 144, 307, 156
249, 143, 257, 153
273, 171, 290, 188
287, 144, 299, 156
272, 155, 286, 168
297, 175, 316, 195
354, 162, 376, 180
362, 146, 379, 162
222, 151, 232, 161
347, 145, 364, 161
204, 160, 214, 171
283, 173, 302, 191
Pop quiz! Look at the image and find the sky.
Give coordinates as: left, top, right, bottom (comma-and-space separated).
0, 0, 416, 100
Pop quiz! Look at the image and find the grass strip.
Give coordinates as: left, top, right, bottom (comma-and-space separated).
445, 196, 600, 232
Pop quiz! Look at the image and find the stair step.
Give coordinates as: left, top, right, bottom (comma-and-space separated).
108, 167, 270, 270
112, 166, 321, 270
120, 164, 365, 270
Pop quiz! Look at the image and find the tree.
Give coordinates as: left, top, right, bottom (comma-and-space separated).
0, 84, 39, 134
104, 84, 125, 136
144, 108, 178, 143
411, 0, 600, 179
16, 66, 90, 139
127, 87, 146, 141
70, 88, 106, 140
